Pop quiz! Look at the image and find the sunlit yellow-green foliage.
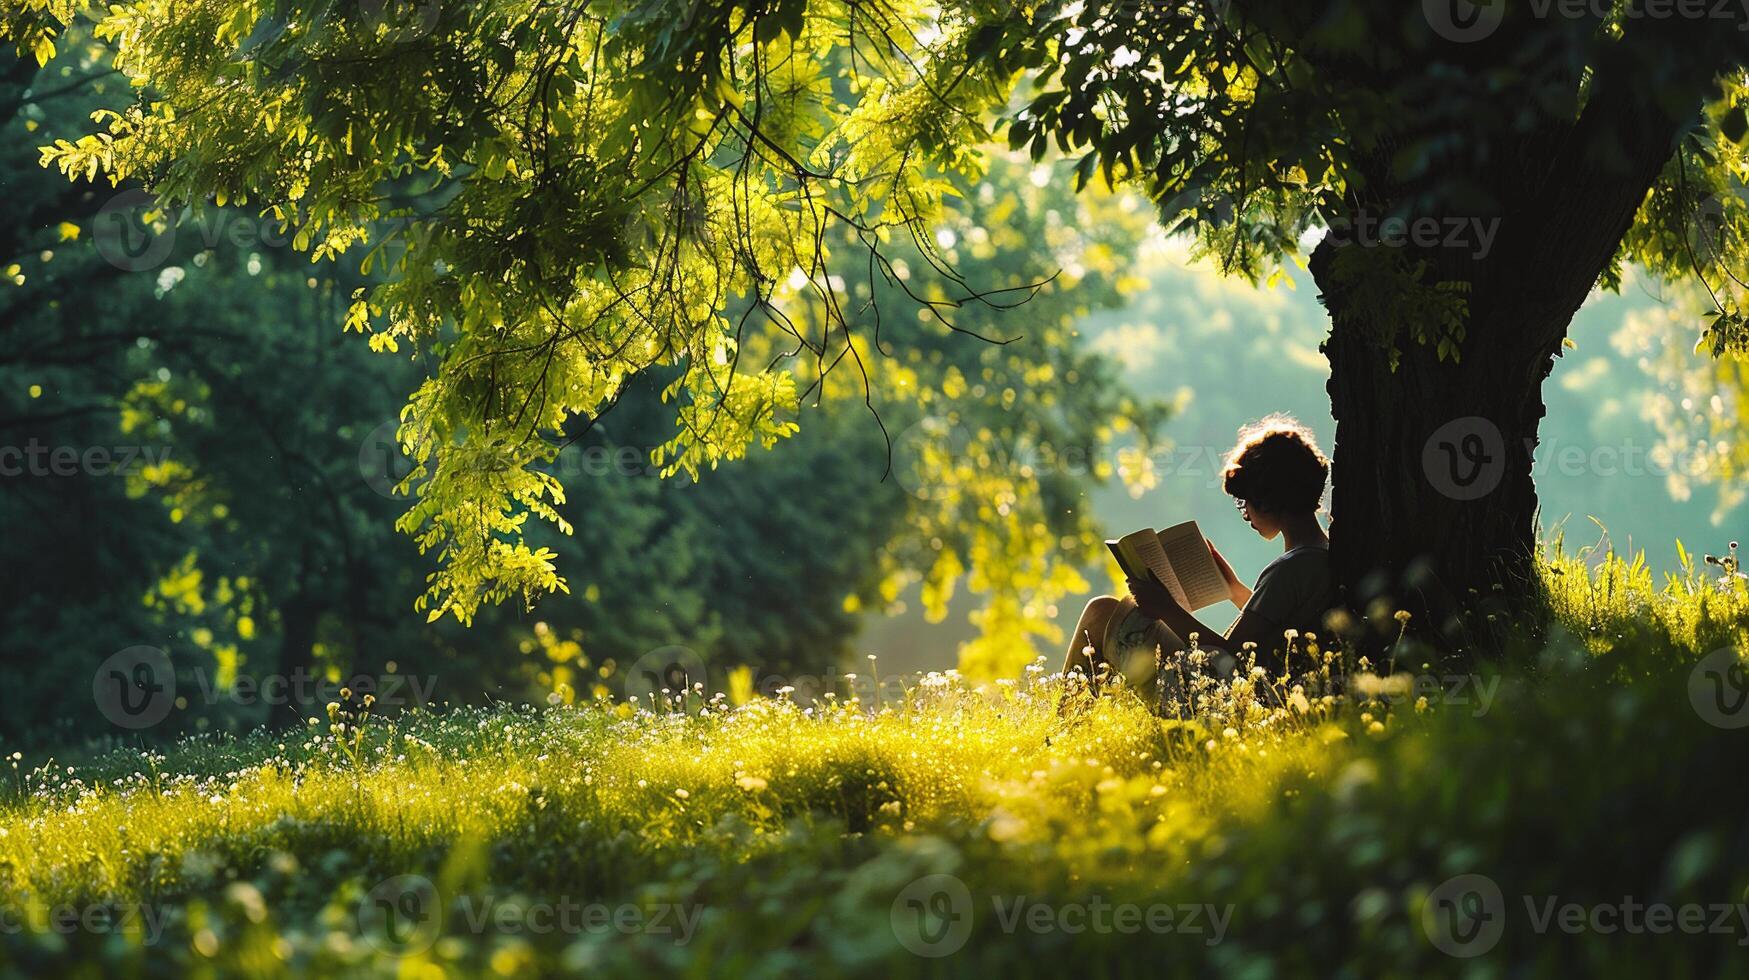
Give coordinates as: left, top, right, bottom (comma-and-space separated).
2, 548, 1744, 973
10, 0, 1027, 626
0, 658, 1350, 974
19, 0, 1749, 670
1543, 529, 1749, 657
1606, 278, 1749, 520
807, 165, 1165, 678
2, 648, 1336, 906
5, 4, 1169, 674
1620, 70, 1749, 357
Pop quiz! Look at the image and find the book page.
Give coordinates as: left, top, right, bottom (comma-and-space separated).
1114, 529, 1186, 605
1156, 521, 1229, 611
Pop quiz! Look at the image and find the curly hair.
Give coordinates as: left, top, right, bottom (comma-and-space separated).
1220, 415, 1329, 515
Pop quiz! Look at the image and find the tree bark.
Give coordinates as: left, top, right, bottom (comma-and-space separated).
1311, 237, 1565, 652
1294, 4, 1733, 658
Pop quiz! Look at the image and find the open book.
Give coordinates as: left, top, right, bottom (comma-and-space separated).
1105, 521, 1230, 612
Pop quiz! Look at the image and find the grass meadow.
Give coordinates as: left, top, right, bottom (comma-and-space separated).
2, 541, 1747, 978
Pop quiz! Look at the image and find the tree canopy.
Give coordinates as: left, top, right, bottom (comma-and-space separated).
7, 0, 1150, 640
0, 22, 1171, 744
11, 0, 1749, 649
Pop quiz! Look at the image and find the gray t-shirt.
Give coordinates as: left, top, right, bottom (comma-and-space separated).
1239, 544, 1335, 637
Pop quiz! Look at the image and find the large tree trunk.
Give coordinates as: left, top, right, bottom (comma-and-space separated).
1307, 116, 1671, 657
1246, 3, 1736, 660
1295, 26, 1728, 656
1312, 237, 1567, 652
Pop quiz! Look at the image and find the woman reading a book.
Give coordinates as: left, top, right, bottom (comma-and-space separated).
1063, 415, 1335, 692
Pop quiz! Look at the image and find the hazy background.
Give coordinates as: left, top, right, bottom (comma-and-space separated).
862, 232, 1741, 673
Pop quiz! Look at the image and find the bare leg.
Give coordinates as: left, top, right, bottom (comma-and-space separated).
1063, 595, 1123, 682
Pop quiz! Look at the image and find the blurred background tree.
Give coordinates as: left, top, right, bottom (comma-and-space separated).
0, 40, 1163, 743
5, 3, 1749, 749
